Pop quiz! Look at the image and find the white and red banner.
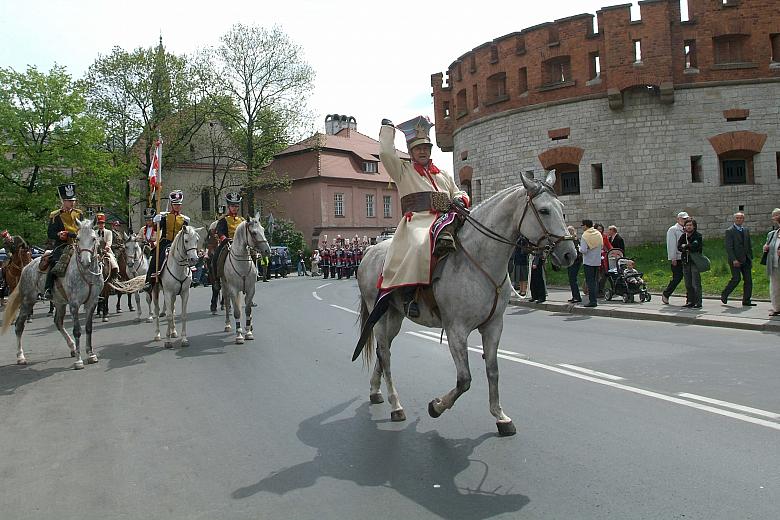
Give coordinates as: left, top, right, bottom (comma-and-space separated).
148, 138, 162, 192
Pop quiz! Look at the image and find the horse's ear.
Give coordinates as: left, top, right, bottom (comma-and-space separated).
123, 232, 129, 241
521, 173, 539, 196
193, 227, 204, 233
76, 218, 83, 228
254, 211, 260, 222
545, 169, 557, 187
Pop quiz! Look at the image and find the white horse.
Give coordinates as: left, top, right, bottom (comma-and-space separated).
354, 171, 577, 435
151, 225, 202, 348
219, 215, 271, 344
2, 219, 105, 369
123, 233, 156, 323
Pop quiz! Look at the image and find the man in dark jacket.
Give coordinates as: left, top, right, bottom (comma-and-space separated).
607, 225, 625, 253
721, 211, 755, 306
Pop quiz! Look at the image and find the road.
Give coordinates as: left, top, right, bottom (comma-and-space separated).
0, 276, 778, 519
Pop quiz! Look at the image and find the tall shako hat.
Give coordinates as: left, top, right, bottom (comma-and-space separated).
396, 115, 434, 150
169, 190, 184, 204
143, 207, 156, 219
225, 192, 242, 205
96, 213, 106, 223
58, 182, 77, 201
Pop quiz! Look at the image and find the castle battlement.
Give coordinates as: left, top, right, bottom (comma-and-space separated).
432, 0, 780, 151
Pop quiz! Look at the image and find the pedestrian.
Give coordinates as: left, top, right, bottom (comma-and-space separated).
678, 218, 703, 308
662, 211, 689, 305
607, 225, 625, 253
763, 209, 780, 316
721, 211, 755, 306
509, 237, 529, 296
594, 223, 612, 296
311, 249, 321, 277
566, 225, 583, 303
296, 250, 307, 276
528, 251, 547, 303
580, 219, 601, 308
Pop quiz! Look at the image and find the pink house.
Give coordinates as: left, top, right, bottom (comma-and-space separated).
266, 115, 404, 248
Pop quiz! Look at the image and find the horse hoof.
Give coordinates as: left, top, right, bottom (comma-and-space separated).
102, 317, 108, 322
86, 355, 98, 364
16, 358, 27, 366
70, 350, 76, 358
116, 309, 122, 314
154, 334, 161, 341
146, 316, 154, 323
369, 393, 384, 404
496, 421, 517, 437
224, 325, 232, 332
171, 331, 178, 338
181, 339, 189, 348
159, 312, 166, 317
164, 342, 173, 349
73, 361, 85, 370
235, 336, 245, 345
245, 333, 254, 340
428, 400, 443, 418
390, 409, 406, 422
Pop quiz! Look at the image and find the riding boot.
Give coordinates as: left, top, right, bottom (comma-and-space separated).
403, 286, 420, 318
142, 270, 154, 293
43, 270, 55, 300
433, 229, 457, 258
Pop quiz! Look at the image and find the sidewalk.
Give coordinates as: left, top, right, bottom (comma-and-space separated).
510, 288, 780, 332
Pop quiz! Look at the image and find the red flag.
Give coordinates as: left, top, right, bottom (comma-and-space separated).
148, 139, 162, 190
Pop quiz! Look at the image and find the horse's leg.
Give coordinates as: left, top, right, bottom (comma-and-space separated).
164, 290, 176, 348
375, 308, 406, 421
53, 303, 76, 359
480, 319, 515, 436
244, 285, 255, 341
428, 325, 472, 419
223, 285, 232, 332
70, 303, 84, 370
85, 304, 98, 364
179, 288, 189, 347
100, 295, 108, 322
152, 288, 161, 341
13, 300, 36, 365
233, 290, 244, 344
134, 291, 142, 322
146, 290, 154, 323
210, 282, 219, 315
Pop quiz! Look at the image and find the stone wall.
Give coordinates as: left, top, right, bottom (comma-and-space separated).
453, 82, 780, 243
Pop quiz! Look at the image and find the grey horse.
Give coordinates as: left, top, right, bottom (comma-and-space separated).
150, 225, 201, 348
354, 171, 577, 436
2, 219, 105, 369
123, 232, 157, 323
218, 214, 271, 343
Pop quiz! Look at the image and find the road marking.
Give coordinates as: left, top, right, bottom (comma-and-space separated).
316, 283, 332, 290
407, 331, 446, 343
558, 364, 625, 381
409, 332, 528, 358
312, 292, 322, 301
677, 393, 780, 420
404, 331, 780, 431
330, 304, 359, 315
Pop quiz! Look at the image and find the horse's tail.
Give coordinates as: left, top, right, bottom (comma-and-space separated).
358, 296, 374, 368
1, 285, 21, 335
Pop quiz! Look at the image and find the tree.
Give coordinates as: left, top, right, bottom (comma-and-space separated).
84, 39, 210, 209
203, 24, 315, 213
0, 65, 129, 243
269, 218, 304, 255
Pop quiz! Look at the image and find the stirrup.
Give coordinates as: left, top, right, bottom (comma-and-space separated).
404, 300, 420, 318
43, 288, 53, 301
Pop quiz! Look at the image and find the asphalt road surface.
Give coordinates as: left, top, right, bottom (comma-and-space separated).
0, 276, 778, 519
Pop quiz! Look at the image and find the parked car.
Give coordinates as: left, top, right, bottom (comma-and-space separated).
268, 246, 292, 277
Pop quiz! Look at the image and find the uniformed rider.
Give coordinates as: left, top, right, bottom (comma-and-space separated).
377, 116, 470, 317
142, 190, 190, 292
43, 183, 83, 300
137, 207, 157, 255
212, 192, 245, 278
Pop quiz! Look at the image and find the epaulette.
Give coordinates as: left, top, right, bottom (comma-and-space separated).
49, 209, 60, 219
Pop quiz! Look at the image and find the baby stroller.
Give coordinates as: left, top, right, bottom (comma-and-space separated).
603, 251, 651, 303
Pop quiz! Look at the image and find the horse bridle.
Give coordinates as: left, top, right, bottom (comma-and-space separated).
125, 238, 144, 273
457, 184, 574, 255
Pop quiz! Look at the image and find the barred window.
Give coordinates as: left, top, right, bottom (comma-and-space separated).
383, 195, 392, 218
366, 194, 375, 218
334, 193, 344, 217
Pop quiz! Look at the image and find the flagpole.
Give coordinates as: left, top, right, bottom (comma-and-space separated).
153, 131, 163, 283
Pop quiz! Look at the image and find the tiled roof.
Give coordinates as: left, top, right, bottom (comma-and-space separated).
277, 128, 409, 162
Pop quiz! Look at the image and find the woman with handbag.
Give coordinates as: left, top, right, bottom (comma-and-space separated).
678, 218, 703, 308
762, 208, 780, 316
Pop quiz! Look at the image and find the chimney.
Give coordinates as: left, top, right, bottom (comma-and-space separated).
325, 114, 357, 136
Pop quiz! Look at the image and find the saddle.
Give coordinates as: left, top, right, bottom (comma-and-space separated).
216, 245, 230, 280
38, 252, 52, 272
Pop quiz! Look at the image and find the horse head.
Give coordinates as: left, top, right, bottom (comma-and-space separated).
180, 225, 202, 267
519, 170, 577, 268
246, 212, 271, 256
75, 218, 98, 267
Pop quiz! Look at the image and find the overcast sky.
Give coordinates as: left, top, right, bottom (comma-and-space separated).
0, 0, 671, 171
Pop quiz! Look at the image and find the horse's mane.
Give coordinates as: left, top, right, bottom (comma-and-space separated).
468, 184, 526, 220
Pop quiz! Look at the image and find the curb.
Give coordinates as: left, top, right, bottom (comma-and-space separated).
509, 298, 780, 333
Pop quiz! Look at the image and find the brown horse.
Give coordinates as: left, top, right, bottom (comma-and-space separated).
2, 235, 31, 305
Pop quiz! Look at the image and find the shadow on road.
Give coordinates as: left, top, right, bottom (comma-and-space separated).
232, 399, 529, 519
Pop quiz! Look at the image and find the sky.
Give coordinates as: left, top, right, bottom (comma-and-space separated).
0, 0, 669, 172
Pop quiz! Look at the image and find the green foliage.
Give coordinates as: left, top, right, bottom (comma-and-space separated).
268, 218, 304, 255
545, 237, 770, 299
0, 65, 131, 244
